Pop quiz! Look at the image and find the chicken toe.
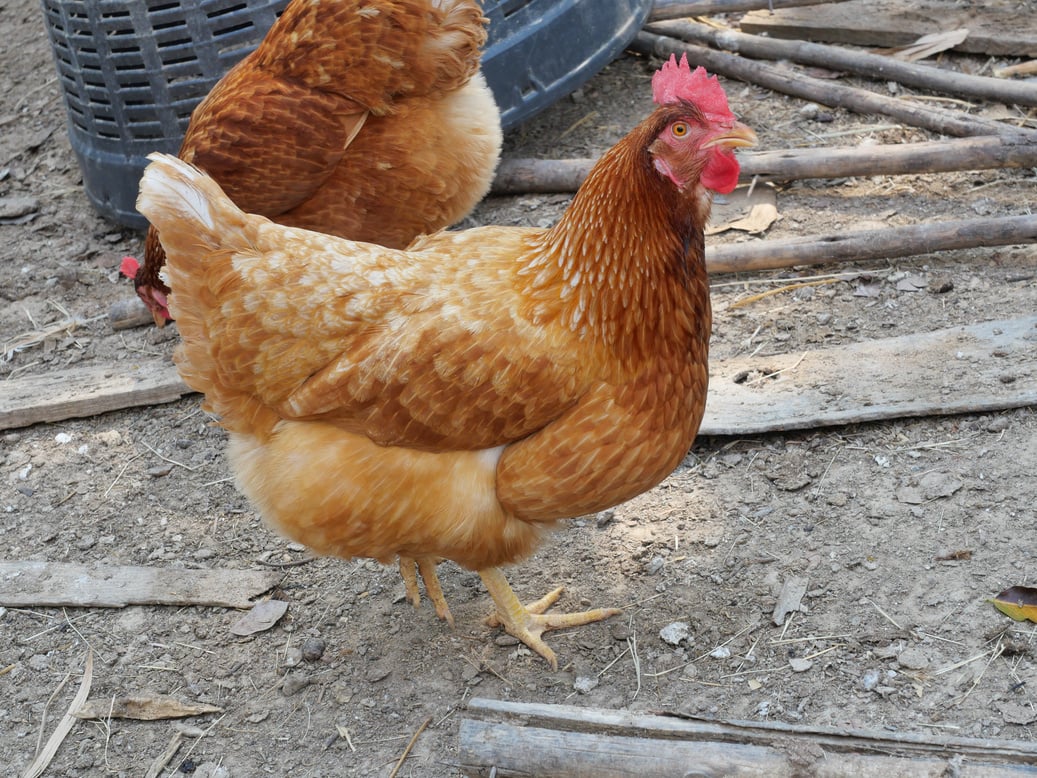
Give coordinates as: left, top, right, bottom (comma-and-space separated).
398, 556, 454, 627
479, 567, 620, 670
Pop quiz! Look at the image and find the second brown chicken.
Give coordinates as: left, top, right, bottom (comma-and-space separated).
123, 0, 501, 326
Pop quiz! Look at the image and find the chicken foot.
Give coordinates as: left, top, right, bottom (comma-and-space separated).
398, 556, 454, 627
479, 566, 621, 670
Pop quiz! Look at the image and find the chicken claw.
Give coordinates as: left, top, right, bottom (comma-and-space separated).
479, 567, 621, 670
398, 556, 454, 627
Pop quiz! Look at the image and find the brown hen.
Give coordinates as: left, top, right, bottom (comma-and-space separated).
124, 0, 500, 326
135, 56, 754, 668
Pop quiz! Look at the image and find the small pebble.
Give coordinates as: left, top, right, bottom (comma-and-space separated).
659, 621, 690, 647
710, 645, 732, 660
896, 647, 930, 670
573, 675, 599, 694
789, 657, 813, 673
365, 661, 392, 683
148, 464, 174, 478
283, 646, 303, 668
54, 432, 72, 444
861, 668, 881, 691
986, 417, 1010, 433
75, 535, 96, 551
646, 556, 665, 575
282, 672, 310, 696
0, 195, 39, 220
610, 623, 631, 641
302, 637, 326, 662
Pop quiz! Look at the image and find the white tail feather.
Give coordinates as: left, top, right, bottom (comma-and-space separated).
136, 152, 242, 246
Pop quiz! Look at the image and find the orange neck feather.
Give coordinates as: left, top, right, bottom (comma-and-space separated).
519, 116, 712, 364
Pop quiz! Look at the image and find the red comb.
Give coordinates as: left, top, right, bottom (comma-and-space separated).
652, 54, 735, 124
120, 255, 140, 279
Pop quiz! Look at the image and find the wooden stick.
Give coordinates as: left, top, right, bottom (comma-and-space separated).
460, 698, 1037, 777
388, 717, 432, 778
648, 18, 1037, 108
491, 135, 1037, 194
492, 159, 592, 194
649, 0, 852, 21
995, 61, 1037, 79
108, 296, 154, 330
707, 213, 1037, 273
143, 733, 184, 778
631, 31, 1037, 142
22, 653, 93, 778
739, 134, 1037, 180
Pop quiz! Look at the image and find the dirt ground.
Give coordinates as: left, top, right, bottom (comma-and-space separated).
2, 0, 1037, 775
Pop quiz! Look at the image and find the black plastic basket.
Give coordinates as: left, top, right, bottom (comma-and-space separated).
40, 0, 652, 228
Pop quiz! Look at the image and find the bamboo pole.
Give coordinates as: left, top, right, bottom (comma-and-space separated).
490, 135, 1037, 194
705, 213, 1037, 273
630, 31, 1037, 142
649, 0, 853, 21
648, 18, 1037, 108
460, 698, 1037, 778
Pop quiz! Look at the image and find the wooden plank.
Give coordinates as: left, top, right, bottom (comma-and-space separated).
0, 561, 279, 608
739, 0, 1037, 58
459, 698, 1037, 777
701, 316, 1037, 436
0, 360, 192, 430
3, 319, 1035, 437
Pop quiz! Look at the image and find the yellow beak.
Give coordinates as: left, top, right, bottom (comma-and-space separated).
704, 120, 758, 150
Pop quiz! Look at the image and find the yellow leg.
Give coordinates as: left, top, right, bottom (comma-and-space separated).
479, 566, 621, 671
398, 556, 454, 627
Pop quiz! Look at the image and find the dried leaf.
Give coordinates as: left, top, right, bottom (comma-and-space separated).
75, 695, 222, 721
230, 598, 289, 636
991, 586, 1037, 623
728, 203, 779, 235
707, 184, 778, 235
881, 29, 969, 62
23, 652, 93, 778
773, 576, 808, 626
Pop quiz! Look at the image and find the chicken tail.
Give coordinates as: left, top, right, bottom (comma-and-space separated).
135, 152, 274, 433
136, 152, 249, 253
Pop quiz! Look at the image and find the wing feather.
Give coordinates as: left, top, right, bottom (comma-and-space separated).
210, 227, 587, 451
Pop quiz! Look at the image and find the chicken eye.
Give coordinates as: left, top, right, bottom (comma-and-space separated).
671, 122, 689, 138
